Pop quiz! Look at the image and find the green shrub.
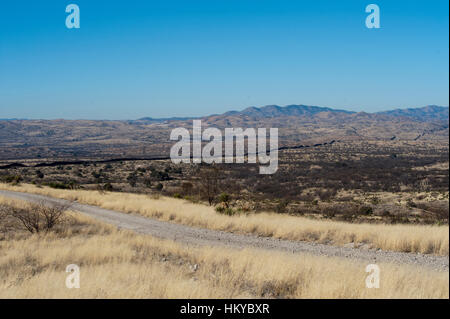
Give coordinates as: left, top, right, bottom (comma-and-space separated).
215, 202, 236, 216
45, 182, 70, 190
215, 206, 236, 216
217, 192, 231, 207
2, 175, 23, 184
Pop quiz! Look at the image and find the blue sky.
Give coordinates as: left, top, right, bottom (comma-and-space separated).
0, 0, 448, 119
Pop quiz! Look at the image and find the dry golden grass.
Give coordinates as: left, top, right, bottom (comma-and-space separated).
0, 183, 448, 256
0, 197, 448, 299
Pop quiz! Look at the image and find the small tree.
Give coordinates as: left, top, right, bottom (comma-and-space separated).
9, 201, 69, 233
127, 173, 137, 187
36, 170, 44, 179
198, 166, 221, 206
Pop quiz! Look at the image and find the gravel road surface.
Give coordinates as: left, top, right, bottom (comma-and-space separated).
1, 189, 448, 271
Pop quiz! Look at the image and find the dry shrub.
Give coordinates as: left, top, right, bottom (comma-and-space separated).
0, 201, 70, 234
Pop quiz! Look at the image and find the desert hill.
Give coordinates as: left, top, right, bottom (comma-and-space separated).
0, 105, 448, 161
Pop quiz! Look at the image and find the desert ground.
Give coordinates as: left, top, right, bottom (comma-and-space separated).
0, 192, 448, 299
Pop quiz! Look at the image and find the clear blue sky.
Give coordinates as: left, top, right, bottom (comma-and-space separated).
0, 0, 448, 119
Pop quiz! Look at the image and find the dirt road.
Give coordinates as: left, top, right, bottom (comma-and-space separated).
1, 189, 448, 271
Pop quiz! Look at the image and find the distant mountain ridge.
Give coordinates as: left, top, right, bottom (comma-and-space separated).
377, 105, 449, 122
136, 104, 448, 123
221, 104, 354, 118
216, 104, 448, 122
136, 116, 196, 123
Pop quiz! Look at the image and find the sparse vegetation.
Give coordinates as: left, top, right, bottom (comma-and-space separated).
1, 141, 447, 225
0, 197, 447, 299
1, 184, 448, 255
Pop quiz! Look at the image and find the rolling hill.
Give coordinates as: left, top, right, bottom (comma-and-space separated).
0, 104, 448, 161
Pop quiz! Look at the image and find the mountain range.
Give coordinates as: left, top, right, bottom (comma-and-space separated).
0, 104, 448, 161
137, 104, 448, 123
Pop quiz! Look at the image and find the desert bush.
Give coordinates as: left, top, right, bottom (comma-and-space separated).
215, 203, 236, 216
358, 205, 373, 216
45, 182, 69, 189
144, 178, 152, 188
406, 199, 417, 208
45, 181, 79, 190
35, 170, 44, 179
235, 200, 253, 212
127, 173, 137, 187
275, 199, 290, 214
6, 201, 70, 234
150, 170, 170, 181
217, 192, 231, 208
103, 183, 114, 192
1, 175, 22, 184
